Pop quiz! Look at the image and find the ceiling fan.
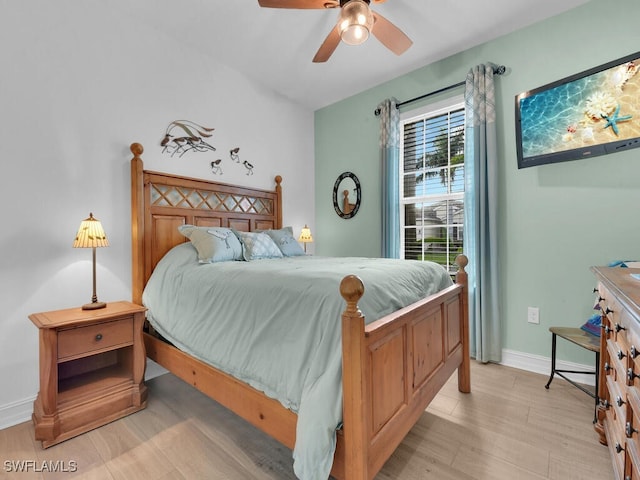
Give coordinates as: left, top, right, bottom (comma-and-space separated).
257, 0, 413, 63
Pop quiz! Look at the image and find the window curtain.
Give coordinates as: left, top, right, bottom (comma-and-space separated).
377, 98, 400, 259
463, 64, 501, 363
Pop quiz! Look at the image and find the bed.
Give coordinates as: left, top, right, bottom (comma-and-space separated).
129, 142, 470, 479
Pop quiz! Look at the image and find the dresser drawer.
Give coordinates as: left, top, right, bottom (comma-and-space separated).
605, 409, 626, 480
628, 438, 640, 480
606, 375, 627, 433
58, 318, 133, 361
599, 282, 625, 332
608, 339, 630, 399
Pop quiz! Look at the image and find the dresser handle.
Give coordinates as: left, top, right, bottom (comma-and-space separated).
628, 367, 640, 382
604, 362, 611, 372
626, 422, 638, 437
602, 325, 612, 335
615, 442, 625, 453
617, 396, 626, 407
602, 399, 611, 409
615, 323, 626, 332
593, 288, 598, 293
606, 306, 614, 315
95, 333, 103, 341
618, 350, 627, 360
632, 346, 639, 359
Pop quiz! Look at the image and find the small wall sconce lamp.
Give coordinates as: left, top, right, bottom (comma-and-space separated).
298, 225, 313, 253
73, 213, 109, 310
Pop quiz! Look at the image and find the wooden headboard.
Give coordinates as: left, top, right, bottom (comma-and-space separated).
130, 142, 283, 305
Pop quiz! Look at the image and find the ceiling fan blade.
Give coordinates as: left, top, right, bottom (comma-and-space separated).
258, 0, 337, 8
371, 11, 412, 56
312, 25, 341, 63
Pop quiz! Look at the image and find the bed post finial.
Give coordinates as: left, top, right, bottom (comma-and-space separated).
340, 275, 364, 314
130, 142, 144, 158
455, 254, 468, 277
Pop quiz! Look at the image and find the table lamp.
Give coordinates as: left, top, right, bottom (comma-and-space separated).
73, 213, 109, 310
298, 225, 313, 253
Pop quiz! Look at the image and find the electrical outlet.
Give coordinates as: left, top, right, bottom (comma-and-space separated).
527, 306, 540, 324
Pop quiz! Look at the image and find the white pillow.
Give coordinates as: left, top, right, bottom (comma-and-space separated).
233, 230, 284, 261
178, 225, 243, 263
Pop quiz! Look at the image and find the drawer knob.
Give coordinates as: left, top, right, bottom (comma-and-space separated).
616, 396, 626, 407
632, 346, 639, 359
628, 367, 640, 382
626, 422, 638, 437
615, 323, 626, 332
618, 350, 627, 360
615, 442, 625, 454
604, 362, 611, 372
593, 288, 599, 293
603, 325, 612, 335
95, 333, 103, 341
606, 306, 615, 315
602, 399, 611, 409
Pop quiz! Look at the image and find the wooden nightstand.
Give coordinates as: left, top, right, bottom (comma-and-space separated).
29, 301, 148, 448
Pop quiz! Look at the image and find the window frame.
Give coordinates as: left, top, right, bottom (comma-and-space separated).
399, 95, 465, 272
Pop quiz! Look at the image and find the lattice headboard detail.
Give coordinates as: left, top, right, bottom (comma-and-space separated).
130, 142, 282, 304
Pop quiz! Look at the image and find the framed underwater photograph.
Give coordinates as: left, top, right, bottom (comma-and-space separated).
515, 50, 640, 168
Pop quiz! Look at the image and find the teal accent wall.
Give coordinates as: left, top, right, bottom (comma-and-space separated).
315, 0, 640, 364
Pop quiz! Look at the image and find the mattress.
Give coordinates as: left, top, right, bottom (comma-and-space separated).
142, 242, 453, 480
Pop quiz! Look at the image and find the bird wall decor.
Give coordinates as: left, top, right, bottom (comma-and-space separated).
160, 122, 257, 176
161, 120, 216, 157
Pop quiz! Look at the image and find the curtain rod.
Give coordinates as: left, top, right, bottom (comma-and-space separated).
374, 65, 506, 116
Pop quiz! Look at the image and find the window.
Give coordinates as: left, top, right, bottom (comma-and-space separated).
399, 96, 465, 272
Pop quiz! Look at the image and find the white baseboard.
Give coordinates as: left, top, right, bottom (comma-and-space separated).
500, 348, 596, 387
0, 351, 592, 431
0, 395, 36, 431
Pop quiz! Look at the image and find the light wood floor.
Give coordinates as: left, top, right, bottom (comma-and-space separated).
0, 362, 613, 479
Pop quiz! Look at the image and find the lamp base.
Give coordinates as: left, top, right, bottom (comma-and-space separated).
82, 301, 106, 310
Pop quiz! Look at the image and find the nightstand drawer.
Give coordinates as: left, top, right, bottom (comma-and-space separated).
58, 318, 133, 361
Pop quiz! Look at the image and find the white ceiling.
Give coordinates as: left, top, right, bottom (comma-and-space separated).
121, 0, 591, 111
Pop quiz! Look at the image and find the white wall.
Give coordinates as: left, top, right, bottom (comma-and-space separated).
0, 2, 314, 428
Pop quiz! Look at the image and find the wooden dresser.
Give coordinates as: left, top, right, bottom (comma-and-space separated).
593, 266, 640, 480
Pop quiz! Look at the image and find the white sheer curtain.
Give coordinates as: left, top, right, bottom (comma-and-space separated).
464, 64, 502, 363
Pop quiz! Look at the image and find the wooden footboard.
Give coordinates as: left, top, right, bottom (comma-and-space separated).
338, 255, 469, 480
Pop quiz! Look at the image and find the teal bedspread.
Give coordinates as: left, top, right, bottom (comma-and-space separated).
142, 243, 453, 480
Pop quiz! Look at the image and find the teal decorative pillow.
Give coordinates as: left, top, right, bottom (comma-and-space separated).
262, 226, 305, 257
234, 230, 283, 261
178, 225, 243, 263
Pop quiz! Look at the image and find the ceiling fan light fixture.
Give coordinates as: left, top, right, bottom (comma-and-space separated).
338, 0, 373, 46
